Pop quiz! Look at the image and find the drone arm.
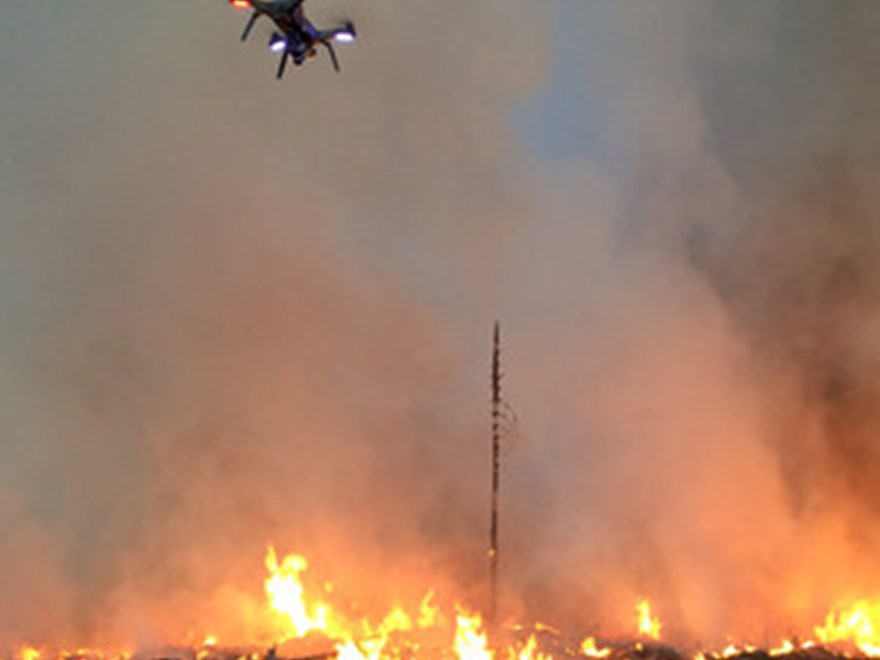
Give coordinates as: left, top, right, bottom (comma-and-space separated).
317, 22, 355, 42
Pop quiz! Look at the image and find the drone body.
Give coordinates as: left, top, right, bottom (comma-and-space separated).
229, 0, 356, 78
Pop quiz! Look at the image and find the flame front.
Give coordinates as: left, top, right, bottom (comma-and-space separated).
18, 546, 880, 660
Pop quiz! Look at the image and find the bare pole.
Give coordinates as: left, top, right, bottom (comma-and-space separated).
489, 321, 501, 626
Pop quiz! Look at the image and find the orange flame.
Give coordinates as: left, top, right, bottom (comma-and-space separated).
454, 610, 493, 660
25, 546, 880, 660
511, 634, 553, 660
264, 545, 349, 642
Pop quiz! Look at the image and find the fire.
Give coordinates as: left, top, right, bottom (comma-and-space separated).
580, 637, 611, 658
259, 546, 466, 658
512, 634, 553, 660
372, 605, 413, 637
514, 635, 538, 660
720, 643, 756, 658
335, 639, 389, 660
454, 610, 493, 660
636, 600, 662, 640
419, 590, 441, 629
264, 545, 348, 642
336, 640, 376, 660
768, 640, 795, 656
21, 545, 880, 660
816, 600, 880, 655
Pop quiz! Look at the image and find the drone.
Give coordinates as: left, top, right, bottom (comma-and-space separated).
229, 0, 356, 78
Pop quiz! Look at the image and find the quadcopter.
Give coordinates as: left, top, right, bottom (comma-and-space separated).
229, 0, 356, 78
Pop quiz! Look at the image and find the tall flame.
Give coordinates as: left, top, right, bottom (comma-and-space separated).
454, 610, 493, 660
264, 545, 348, 641
816, 601, 880, 655
637, 600, 662, 640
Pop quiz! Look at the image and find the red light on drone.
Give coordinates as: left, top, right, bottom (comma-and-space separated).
230, 0, 252, 8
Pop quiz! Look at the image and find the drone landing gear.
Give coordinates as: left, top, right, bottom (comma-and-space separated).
276, 52, 291, 79
241, 10, 260, 41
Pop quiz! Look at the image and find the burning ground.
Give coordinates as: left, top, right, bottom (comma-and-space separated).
11, 548, 880, 660
1, 1, 880, 658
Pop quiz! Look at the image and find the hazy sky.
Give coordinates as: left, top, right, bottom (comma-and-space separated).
1, 0, 879, 650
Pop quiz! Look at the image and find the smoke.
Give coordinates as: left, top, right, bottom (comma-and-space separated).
0, 0, 878, 651
0, 0, 548, 647
495, 0, 880, 643
690, 2, 880, 526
